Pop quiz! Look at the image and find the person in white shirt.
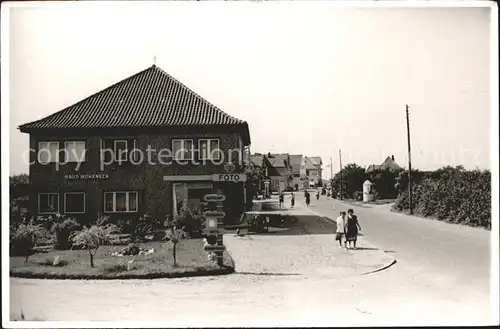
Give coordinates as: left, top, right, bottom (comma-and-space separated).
335, 211, 348, 249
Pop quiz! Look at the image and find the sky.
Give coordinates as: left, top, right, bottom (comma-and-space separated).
4, 1, 494, 179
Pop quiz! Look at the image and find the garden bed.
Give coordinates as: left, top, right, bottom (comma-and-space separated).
10, 239, 234, 280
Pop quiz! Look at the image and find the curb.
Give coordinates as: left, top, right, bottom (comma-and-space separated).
10, 252, 236, 281
9, 266, 235, 280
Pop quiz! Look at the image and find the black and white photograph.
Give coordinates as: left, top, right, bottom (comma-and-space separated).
1, 0, 498, 327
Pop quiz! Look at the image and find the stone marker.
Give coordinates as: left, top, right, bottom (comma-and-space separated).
127, 260, 135, 271
53, 256, 61, 266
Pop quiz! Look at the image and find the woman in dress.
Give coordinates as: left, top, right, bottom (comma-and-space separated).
291, 192, 295, 208
305, 190, 310, 207
345, 209, 362, 249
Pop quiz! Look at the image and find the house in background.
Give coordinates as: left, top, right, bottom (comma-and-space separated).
301, 156, 323, 187
19, 64, 251, 225
249, 153, 275, 194
289, 154, 303, 190
366, 155, 404, 173
266, 153, 293, 192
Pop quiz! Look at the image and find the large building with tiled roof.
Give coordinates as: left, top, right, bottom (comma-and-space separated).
20, 65, 251, 224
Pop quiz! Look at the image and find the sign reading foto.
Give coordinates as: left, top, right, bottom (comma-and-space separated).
212, 173, 247, 182
64, 173, 110, 180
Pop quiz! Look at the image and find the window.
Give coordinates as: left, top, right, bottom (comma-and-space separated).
38, 142, 59, 164
101, 138, 139, 163
64, 141, 86, 162
64, 192, 85, 214
198, 139, 220, 160
38, 193, 59, 214
172, 139, 194, 160
104, 191, 138, 213
114, 140, 128, 162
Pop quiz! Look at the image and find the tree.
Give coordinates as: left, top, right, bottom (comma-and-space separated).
368, 169, 399, 199
163, 226, 188, 267
71, 224, 118, 267
10, 174, 29, 200
244, 162, 265, 205
10, 220, 45, 262
330, 163, 367, 199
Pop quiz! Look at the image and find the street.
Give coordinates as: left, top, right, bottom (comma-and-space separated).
297, 193, 491, 296
10, 194, 494, 326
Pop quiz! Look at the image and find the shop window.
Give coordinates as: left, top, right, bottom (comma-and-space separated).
64, 192, 85, 214
39, 193, 59, 214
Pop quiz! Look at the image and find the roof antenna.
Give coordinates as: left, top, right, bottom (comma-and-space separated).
153, 55, 156, 66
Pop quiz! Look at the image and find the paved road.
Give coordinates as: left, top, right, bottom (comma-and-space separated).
9, 195, 496, 326
293, 193, 493, 312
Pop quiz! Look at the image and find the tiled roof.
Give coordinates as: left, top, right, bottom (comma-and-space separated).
380, 156, 404, 171
366, 156, 403, 173
267, 153, 290, 168
19, 65, 250, 143
250, 154, 264, 167
304, 157, 319, 170
309, 156, 322, 166
289, 154, 303, 173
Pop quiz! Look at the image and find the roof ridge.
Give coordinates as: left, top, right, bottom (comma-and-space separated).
18, 66, 155, 130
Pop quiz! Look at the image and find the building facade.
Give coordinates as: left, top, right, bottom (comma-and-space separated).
301, 156, 323, 187
266, 153, 293, 192
19, 65, 251, 225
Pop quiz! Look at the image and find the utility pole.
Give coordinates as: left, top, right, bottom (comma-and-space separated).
406, 104, 413, 215
339, 149, 343, 200
330, 157, 333, 181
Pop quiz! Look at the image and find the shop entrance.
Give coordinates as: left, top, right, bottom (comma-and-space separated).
172, 182, 213, 216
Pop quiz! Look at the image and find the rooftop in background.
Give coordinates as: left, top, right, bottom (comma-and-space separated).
267, 153, 291, 168
289, 154, 303, 173
366, 155, 404, 173
18, 65, 250, 145
309, 156, 323, 166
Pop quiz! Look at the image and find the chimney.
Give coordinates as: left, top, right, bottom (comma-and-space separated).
268, 152, 271, 158
391, 155, 395, 161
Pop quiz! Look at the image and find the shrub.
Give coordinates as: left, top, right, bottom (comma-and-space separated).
50, 217, 82, 250
393, 167, 491, 229
133, 213, 164, 240
174, 204, 204, 238
10, 220, 46, 262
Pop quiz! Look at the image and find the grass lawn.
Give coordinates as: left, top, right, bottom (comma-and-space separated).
10, 239, 234, 279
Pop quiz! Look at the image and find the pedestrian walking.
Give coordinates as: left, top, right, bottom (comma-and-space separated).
346, 209, 362, 249
291, 192, 295, 208
335, 211, 348, 250
305, 190, 310, 207
316, 190, 320, 200
279, 192, 284, 208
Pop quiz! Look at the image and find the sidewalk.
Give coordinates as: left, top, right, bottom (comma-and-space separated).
225, 195, 396, 279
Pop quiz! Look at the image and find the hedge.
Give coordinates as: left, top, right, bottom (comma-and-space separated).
393, 167, 491, 229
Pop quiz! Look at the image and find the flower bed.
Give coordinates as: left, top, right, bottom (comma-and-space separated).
10, 239, 234, 280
